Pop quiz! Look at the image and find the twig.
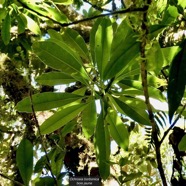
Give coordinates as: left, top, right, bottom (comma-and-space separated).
0, 173, 24, 186
29, 90, 59, 186
82, 0, 112, 12
140, 1, 167, 186
160, 103, 186, 145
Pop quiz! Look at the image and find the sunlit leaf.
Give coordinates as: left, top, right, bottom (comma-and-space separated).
105, 19, 140, 79
119, 79, 165, 101
107, 109, 129, 150
16, 92, 84, 112
146, 42, 164, 74
36, 72, 75, 85
168, 40, 186, 123
1, 12, 11, 45
33, 40, 90, 84
110, 96, 151, 126
40, 103, 88, 134
82, 99, 97, 138
178, 0, 186, 8
20, 0, 68, 23
25, 15, 41, 35
94, 110, 110, 180
161, 5, 179, 25
95, 18, 113, 79
90, 18, 102, 64
53, 0, 73, 5
61, 28, 90, 60
16, 139, 33, 186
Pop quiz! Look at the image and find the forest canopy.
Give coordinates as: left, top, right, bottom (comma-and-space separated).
0, 0, 186, 185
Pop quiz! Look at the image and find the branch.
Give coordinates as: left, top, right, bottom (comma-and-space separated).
140, 1, 167, 186
61, 7, 147, 26
29, 90, 59, 186
160, 103, 186, 145
0, 173, 24, 186
17, 0, 147, 27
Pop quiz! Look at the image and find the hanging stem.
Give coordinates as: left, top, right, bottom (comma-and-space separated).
140, 1, 167, 186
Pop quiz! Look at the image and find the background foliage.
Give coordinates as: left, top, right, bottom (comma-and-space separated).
0, 0, 186, 185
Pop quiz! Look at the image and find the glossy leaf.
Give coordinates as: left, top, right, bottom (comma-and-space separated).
94, 110, 110, 179
107, 109, 129, 150
82, 99, 97, 138
110, 96, 151, 126
25, 15, 41, 35
21, 0, 68, 23
168, 40, 186, 123
95, 18, 113, 79
60, 28, 90, 60
40, 103, 88, 134
16, 92, 84, 112
178, 134, 186, 151
161, 5, 179, 25
90, 18, 102, 64
36, 72, 75, 85
105, 19, 140, 79
1, 12, 11, 45
161, 46, 180, 66
16, 139, 33, 186
33, 41, 90, 84
119, 79, 165, 101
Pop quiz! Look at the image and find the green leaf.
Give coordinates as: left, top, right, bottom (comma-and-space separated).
90, 18, 102, 64
94, 110, 110, 180
53, 0, 73, 5
61, 120, 77, 137
34, 155, 47, 173
35, 177, 55, 186
161, 5, 179, 25
25, 15, 41, 35
110, 96, 151, 126
82, 99, 97, 139
33, 40, 90, 84
20, 0, 68, 23
1, 12, 11, 45
60, 28, 90, 60
16, 139, 33, 186
95, 18, 113, 79
44, 3, 68, 24
168, 40, 186, 123
146, 42, 164, 74
178, 0, 186, 8
119, 79, 165, 101
105, 19, 140, 79
178, 134, 186, 151
123, 172, 143, 183
40, 103, 88, 134
107, 109, 129, 150
36, 72, 75, 85
17, 13, 27, 34
161, 46, 180, 66
16, 92, 84, 112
